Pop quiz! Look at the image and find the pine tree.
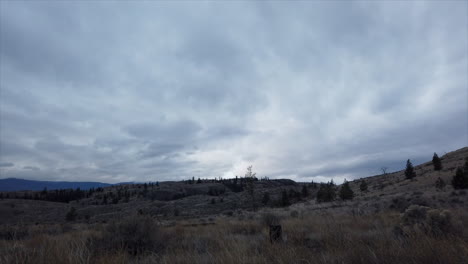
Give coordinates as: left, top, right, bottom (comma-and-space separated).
316, 184, 326, 202
66, 207, 77, 221
339, 180, 354, 200
281, 189, 290, 206
301, 185, 309, 197
405, 159, 416, 180
262, 192, 270, 205
41, 187, 47, 197
452, 160, 468, 189
310, 180, 318, 189
316, 181, 336, 203
432, 153, 442, 171
359, 180, 368, 192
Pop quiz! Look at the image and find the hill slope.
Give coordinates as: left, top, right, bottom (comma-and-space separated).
0, 178, 112, 191
0, 146, 466, 225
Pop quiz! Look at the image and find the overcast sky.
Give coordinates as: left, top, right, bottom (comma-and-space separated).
0, 1, 467, 183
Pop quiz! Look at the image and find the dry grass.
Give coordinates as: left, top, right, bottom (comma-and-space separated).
1, 209, 468, 264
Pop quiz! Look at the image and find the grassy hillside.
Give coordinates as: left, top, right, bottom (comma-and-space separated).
0, 147, 467, 263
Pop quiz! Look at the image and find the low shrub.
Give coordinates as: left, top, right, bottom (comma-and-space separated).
290, 210, 299, 218
96, 215, 165, 255
260, 212, 280, 227
389, 196, 409, 212
396, 205, 457, 237
426, 209, 453, 237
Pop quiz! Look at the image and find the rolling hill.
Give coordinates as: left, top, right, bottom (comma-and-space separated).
0, 178, 112, 191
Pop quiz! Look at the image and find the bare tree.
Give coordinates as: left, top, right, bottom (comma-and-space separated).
245, 165, 257, 211
381, 167, 388, 175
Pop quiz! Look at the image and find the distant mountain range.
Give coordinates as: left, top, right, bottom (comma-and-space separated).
0, 178, 113, 191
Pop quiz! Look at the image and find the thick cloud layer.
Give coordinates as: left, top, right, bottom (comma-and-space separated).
1, 2, 466, 183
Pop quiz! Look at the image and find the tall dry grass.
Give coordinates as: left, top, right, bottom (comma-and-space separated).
1, 209, 468, 264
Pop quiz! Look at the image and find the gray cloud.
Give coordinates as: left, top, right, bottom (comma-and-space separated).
125, 120, 201, 143
0, 1, 466, 183
138, 143, 185, 159
23, 166, 40, 171
0, 162, 14, 167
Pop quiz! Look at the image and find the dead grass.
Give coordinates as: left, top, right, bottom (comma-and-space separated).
1, 209, 468, 264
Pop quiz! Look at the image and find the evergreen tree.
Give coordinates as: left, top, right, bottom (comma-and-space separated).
124, 190, 130, 203
432, 153, 442, 171
310, 180, 318, 189
41, 187, 47, 196
262, 192, 270, 205
197, 178, 202, 184
301, 185, 309, 197
405, 159, 416, 180
66, 207, 77, 221
452, 161, 468, 189
339, 180, 354, 200
359, 180, 368, 192
316, 181, 336, 203
281, 189, 290, 207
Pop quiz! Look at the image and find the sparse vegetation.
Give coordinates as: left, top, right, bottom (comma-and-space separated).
1, 147, 468, 263
2, 209, 468, 264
